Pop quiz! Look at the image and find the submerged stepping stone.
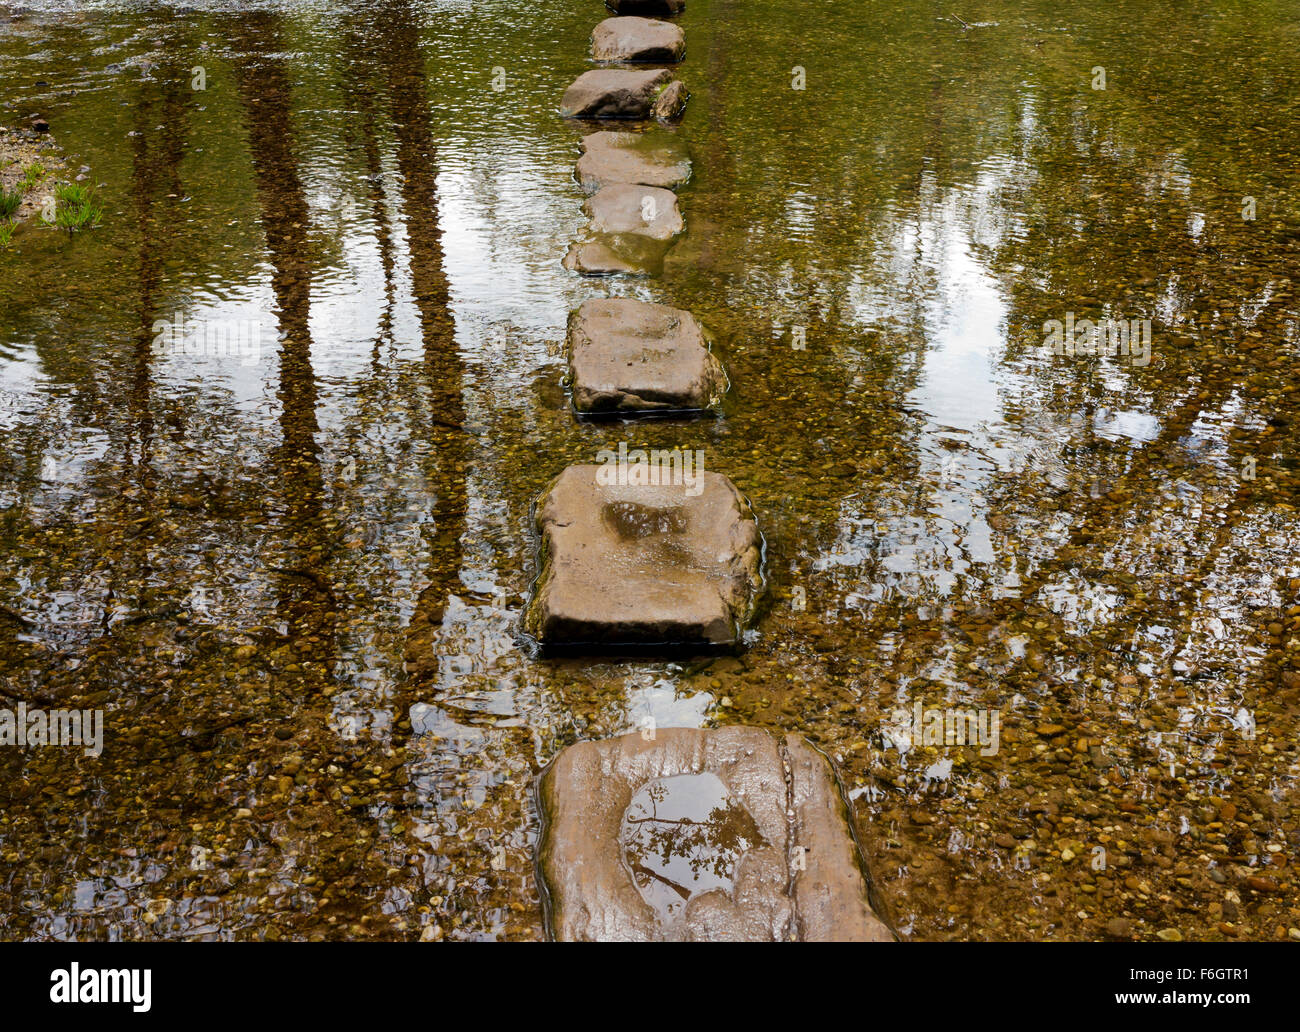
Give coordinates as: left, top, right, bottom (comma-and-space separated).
576, 130, 692, 193
567, 298, 726, 414
562, 183, 684, 276
560, 68, 676, 120
592, 16, 686, 64
538, 727, 895, 941
562, 238, 658, 277
523, 463, 762, 646
606, 0, 686, 15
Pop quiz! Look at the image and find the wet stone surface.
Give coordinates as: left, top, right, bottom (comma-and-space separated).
559, 68, 675, 120
566, 297, 726, 414
585, 182, 682, 240
650, 79, 688, 122
563, 182, 684, 277
562, 236, 659, 277
622, 772, 762, 920
523, 464, 762, 647
575, 130, 692, 193
591, 16, 686, 65
539, 727, 894, 941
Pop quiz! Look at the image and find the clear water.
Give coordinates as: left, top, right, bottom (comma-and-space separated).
1, 0, 1297, 940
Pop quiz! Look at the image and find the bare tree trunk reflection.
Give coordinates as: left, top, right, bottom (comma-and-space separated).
230, 14, 339, 690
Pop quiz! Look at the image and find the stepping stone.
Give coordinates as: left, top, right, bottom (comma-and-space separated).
562, 238, 658, 277
567, 298, 726, 414
606, 0, 686, 15
576, 130, 691, 193
585, 182, 682, 240
537, 727, 895, 941
560, 68, 676, 120
523, 463, 762, 646
651, 80, 688, 122
562, 183, 684, 277
592, 16, 686, 64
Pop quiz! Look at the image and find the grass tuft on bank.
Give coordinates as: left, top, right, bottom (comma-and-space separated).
43, 181, 102, 232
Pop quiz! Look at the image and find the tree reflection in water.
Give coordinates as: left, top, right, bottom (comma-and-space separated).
620, 773, 766, 919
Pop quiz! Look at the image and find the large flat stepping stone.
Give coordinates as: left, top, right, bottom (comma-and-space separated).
606, 0, 686, 15
523, 464, 762, 646
592, 16, 686, 64
560, 68, 677, 120
538, 727, 895, 941
576, 130, 691, 193
567, 298, 726, 414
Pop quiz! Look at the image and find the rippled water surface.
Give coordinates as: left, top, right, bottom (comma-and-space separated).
1, 0, 1298, 940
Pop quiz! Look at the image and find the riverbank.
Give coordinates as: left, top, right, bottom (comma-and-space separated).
0, 122, 65, 227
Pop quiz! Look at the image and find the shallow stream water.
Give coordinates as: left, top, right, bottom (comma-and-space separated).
1, 0, 1298, 940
